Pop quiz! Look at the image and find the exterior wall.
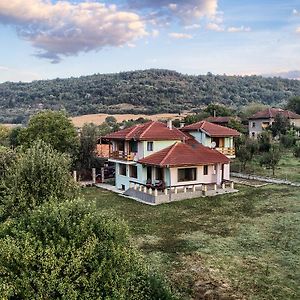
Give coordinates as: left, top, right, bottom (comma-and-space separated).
291, 118, 300, 127
143, 140, 179, 158
248, 118, 273, 138
190, 131, 211, 146
115, 163, 130, 190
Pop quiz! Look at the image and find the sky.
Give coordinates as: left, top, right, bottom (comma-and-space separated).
0, 0, 300, 82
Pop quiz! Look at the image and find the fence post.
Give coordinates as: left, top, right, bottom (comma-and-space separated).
92, 168, 96, 184
73, 171, 77, 182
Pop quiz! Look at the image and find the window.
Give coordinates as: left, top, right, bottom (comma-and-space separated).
119, 164, 127, 176
147, 141, 153, 151
213, 164, 217, 175
178, 168, 197, 182
129, 165, 137, 178
129, 141, 138, 153
203, 165, 208, 175
252, 122, 256, 128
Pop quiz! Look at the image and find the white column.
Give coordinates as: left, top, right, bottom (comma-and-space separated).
154, 189, 158, 196
216, 163, 222, 185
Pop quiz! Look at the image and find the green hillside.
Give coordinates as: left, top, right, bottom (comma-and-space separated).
1, 69, 300, 123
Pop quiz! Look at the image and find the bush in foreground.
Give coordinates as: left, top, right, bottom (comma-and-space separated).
0, 199, 174, 299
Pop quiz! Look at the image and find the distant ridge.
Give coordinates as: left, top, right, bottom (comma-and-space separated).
263, 70, 300, 80
0, 69, 300, 124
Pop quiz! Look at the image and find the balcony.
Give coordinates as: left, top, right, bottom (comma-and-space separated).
109, 151, 135, 161
215, 147, 235, 157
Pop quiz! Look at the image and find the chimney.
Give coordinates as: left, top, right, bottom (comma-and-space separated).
180, 122, 185, 128
213, 109, 216, 118
167, 119, 173, 130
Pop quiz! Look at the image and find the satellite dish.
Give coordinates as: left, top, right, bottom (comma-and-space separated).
211, 142, 217, 149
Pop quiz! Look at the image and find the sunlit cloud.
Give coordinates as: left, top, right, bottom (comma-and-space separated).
206, 22, 224, 32
0, 0, 147, 63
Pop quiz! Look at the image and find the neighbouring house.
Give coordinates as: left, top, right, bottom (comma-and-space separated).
103, 121, 236, 204
180, 121, 240, 158
205, 116, 241, 127
96, 138, 110, 158
248, 108, 300, 139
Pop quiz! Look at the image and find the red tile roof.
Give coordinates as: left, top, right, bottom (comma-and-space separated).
138, 142, 229, 167
104, 121, 188, 141
249, 108, 300, 120
181, 121, 240, 137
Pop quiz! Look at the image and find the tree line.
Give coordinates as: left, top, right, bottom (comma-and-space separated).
1, 69, 300, 124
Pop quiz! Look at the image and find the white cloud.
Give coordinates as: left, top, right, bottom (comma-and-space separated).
292, 9, 300, 16
228, 26, 251, 32
169, 32, 193, 39
296, 27, 300, 33
184, 24, 201, 30
0, 0, 147, 63
206, 22, 224, 32
128, 0, 218, 23
0, 66, 40, 82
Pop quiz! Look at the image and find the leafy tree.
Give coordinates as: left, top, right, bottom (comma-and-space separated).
287, 96, 300, 114
240, 103, 268, 119
76, 123, 100, 170
204, 103, 234, 117
227, 118, 246, 133
0, 125, 10, 147
236, 145, 252, 171
258, 131, 272, 152
9, 126, 24, 148
269, 114, 290, 137
0, 199, 174, 299
0, 146, 16, 178
0, 140, 78, 221
183, 112, 209, 125
105, 115, 117, 125
259, 144, 281, 176
20, 110, 79, 156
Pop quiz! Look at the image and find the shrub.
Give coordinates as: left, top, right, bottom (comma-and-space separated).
0, 199, 174, 299
294, 144, 300, 158
280, 134, 296, 148
0, 140, 78, 221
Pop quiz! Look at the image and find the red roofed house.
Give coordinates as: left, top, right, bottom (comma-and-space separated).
181, 121, 240, 158
248, 108, 300, 139
205, 116, 241, 127
103, 120, 236, 204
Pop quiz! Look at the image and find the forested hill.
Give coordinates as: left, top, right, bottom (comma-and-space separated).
1, 69, 300, 123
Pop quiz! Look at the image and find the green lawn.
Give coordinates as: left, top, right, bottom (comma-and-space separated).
83, 185, 300, 300
231, 150, 300, 183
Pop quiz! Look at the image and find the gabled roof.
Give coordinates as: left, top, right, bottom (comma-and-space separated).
249, 108, 300, 120
104, 121, 188, 141
205, 116, 241, 123
181, 121, 240, 137
138, 142, 229, 167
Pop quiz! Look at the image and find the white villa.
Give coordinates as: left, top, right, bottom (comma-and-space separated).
103, 120, 239, 204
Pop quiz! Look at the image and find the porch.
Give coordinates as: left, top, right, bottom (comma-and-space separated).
124, 181, 237, 205
215, 147, 235, 157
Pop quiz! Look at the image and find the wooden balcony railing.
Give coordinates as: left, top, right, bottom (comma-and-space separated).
110, 151, 135, 161
215, 147, 235, 156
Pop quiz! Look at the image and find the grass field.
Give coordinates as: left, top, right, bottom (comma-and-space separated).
231, 150, 300, 183
83, 184, 300, 300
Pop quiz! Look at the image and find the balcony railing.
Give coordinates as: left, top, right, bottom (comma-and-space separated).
110, 151, 135, 161
215, 147, 235, 156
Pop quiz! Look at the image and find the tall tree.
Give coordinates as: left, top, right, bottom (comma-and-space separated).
259, 144, 281, 176
0, 140, 78, 221
269, 114, 290, 137
20, 110, 79, 156
287, 96, 300, 114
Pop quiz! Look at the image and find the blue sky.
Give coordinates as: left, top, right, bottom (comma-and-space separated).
0, 0, 300, 82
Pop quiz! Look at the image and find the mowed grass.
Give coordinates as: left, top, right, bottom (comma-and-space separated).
83, 185, 300, 300
232, 150, 300, 182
